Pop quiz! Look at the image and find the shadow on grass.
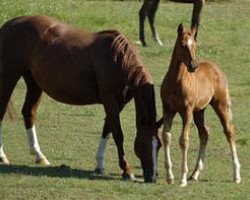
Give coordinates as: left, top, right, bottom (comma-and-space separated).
0, 164, 121, 181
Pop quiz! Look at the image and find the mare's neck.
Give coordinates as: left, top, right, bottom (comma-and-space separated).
133, 84, 156, 135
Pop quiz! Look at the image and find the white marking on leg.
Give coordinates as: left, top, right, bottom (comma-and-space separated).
96, 137, 108, 170
0, 121, 10, 164
27, 125, 50, 165
163, 132, 174, 183
231, 144, 241, 183
152, 136, 158, 180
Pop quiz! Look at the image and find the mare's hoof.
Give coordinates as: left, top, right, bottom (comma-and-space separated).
0, 157, 10, 165
35, 157, 51, 166
122, 172, 135, 181
94, 168, 105, 176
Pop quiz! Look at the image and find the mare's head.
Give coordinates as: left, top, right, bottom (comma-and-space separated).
133, 85, 163, 183
134, 119, 163, 183
175, 23, 198, 73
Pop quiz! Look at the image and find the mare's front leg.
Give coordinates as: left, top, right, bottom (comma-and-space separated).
95, 118, 111, 175
148, 0, 163, 46
22, 72, 50, 165
162, 107, 176, 184
179, 108, 192, 187
103, 97, 134, 180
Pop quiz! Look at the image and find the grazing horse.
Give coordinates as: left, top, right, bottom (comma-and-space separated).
0, 15, 162, 182
160, 24, 241, 187
139, 0, 204, 46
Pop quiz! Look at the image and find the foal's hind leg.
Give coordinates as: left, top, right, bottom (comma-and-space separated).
22, 72, 50, 165
148, 0, 163, 46
0, 73, 21, 164
190, 110, 209, 181
211, 100, 241, 183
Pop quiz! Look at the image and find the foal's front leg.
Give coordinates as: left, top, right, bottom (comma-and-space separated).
162, 111, 176, 184
179, 109, 192, 187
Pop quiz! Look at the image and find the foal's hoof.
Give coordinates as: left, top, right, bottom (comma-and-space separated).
180, 181, 188, 188
188, 176, 198, 181
94, 168, 105, 176
234, 178, 241, 184
0, 157, 10, 165
122, 172, 135, 181
35, 157, 51, 166
166, 178, 174, 185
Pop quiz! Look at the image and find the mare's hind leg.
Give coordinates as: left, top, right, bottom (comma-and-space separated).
22, 71, 50, 165
190, 109, 209, 181
211, 100, 241, 183
148, 0, 163, 46
0, 73, 21, 164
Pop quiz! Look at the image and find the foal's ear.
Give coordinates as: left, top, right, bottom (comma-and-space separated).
177, 23, 184, 36
155, 117, 164, 129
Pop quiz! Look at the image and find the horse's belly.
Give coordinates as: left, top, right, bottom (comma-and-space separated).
31, 70, 100, 105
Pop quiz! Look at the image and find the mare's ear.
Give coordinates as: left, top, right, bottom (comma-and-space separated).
191, 24, 197, 38
177, 23, 184, 37
155, 117, 164, 129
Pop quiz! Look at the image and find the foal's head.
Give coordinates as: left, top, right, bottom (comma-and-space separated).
175, 23, 198, 73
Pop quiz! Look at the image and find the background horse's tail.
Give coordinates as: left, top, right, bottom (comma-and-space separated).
0, 19, 16, 120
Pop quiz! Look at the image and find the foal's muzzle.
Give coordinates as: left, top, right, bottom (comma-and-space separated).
188, 61, 198, 72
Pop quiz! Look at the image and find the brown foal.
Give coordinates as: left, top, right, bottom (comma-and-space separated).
160, 24, 241, 187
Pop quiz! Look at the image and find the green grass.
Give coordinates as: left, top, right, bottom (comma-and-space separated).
0, 0, 250, 199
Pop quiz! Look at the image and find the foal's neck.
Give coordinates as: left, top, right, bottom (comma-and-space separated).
167, 45, 188, 82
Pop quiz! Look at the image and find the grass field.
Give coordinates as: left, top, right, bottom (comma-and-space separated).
0, 0, 250, 199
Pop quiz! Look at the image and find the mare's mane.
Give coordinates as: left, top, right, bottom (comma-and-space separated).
110, 32, 150, 87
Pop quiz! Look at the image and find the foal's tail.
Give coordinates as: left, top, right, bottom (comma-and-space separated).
0, 19, 16, 120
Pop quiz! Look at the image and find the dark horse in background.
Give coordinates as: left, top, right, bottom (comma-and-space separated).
139, 0, 204, 46
0, 15, 162, 182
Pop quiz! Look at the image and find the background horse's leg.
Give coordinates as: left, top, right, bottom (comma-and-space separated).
103, 97, 134, 180
0, 71, 21, 164
148, 0, 163, 46
179, 109, 192, 187
162, 109, 176, 184
191, 0, 204, 41
139, 0, 154, 47
95, 118, 111, 175
22, 72, 50, 166
211, 101, 241, 183
190, 109, 209, 181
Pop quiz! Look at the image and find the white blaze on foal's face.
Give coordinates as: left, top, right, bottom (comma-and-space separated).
187, 38, 193, 49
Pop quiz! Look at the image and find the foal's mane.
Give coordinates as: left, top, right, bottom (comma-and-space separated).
110, 32, 150, 87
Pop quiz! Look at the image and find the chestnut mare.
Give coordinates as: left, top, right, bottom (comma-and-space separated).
139, 0, 204, 46
160, 24, 241, 187
0, 15, 162, 182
